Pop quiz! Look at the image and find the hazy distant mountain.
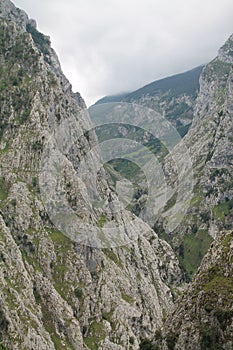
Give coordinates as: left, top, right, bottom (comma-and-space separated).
94, 65, 203, 137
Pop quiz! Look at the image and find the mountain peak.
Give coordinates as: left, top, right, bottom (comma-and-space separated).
218, 33, 233, 63
0, 0, 36, 31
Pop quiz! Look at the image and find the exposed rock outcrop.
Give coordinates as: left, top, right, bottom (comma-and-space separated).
0, 1, 182, 349
156, 231, 233, 350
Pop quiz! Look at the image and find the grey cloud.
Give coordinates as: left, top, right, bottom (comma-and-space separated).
14, 0, 233, 105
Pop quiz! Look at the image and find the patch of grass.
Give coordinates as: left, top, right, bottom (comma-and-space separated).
102, 310, 116, 329
213, 199, 233, 224
102, 310, 113, 323
45, 323, 73, 350
0, 344, 9, 350
0, 187, 7, 201
89, 321, 105, 335
179, 230, 213, 277
20, 250, 42, 272
139, 339, 158, 350
47, 228, 71, 246
96, 214, 107, 228
102, 248, 123, 269
121, 292, 135, 305
84, 321, 106, 350
163, 192, 178, 211
203, 276, 233, 296
84, 337, 99, 350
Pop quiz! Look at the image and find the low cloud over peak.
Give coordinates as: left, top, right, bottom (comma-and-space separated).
14, 0, 233, 105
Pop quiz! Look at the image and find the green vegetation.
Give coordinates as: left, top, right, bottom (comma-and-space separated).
121, 292, 135, 304
102, 248, 123, 269
177, 122, 191, 138
0, 180, 7, 201
102, 310, 117, 330
84, 321, 106, 350
164, 192, 178, 212
96, 214, 107, 228
203, 275, 233, 296
165, 332, 179, 350
74, 287, 83, 299
178, 230, 213, 277
107, 159, 143, 182
84, 337, 99, 350
48, 228, 71, 247
102, 310, 114, 323
129, 336, 134, 345
213, 308, 233, 325
139, 339, 158, 350
213, 199, 233, 224
26, 23, 51, 61
47, 228, 73, 301
20, 249, 42, 273
44, 323, 74, 350
0, 344, 9, 350
199, 326, 221, 350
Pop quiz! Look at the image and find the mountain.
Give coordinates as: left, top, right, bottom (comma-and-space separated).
156, 230, 233, 350
94, 65, 203, 137
159, 32, 233, 279
89, 67, 203, 218
0, 1, 233, 349
93, 92, 129, 105
0, 1, 182, 349
90, 35, 233, 281
150, 33, 233, 348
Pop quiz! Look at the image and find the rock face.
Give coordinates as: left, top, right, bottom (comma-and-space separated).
0, 1, 233, 350
156, 231, 233, 350
0, 1, 182, 349
161, 33, 233, 277
153, 34, 233, 350
92, 26, 233, 350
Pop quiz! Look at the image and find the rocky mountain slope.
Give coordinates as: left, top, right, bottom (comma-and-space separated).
0, 1, 182, 349
91, 28, 233, 349
149, 34, 233, 349
92, 33, 233, 282
159, 32, 233, 278
90, 67, 203, 228
0, 1, 233, 350
156, 230, 233, 350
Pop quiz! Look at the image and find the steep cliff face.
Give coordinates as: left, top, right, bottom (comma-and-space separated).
1, 1, 233, 349
152, 35, 233, 349
177, 35, 233, 272
142, 34, 233, 280
0, 1, 182, 349
156, 231, 233, 350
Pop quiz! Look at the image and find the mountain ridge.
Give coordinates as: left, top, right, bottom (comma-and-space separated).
0, 1, 232, 349
94, 66, 204, 106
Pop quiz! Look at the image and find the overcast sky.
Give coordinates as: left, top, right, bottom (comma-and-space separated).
14, 0, 233, 106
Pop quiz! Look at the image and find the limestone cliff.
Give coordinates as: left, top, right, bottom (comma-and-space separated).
161, 33, 233, 278
153, 34, 233, 350
156, 231, 233, 350
0, 1, 181, 349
